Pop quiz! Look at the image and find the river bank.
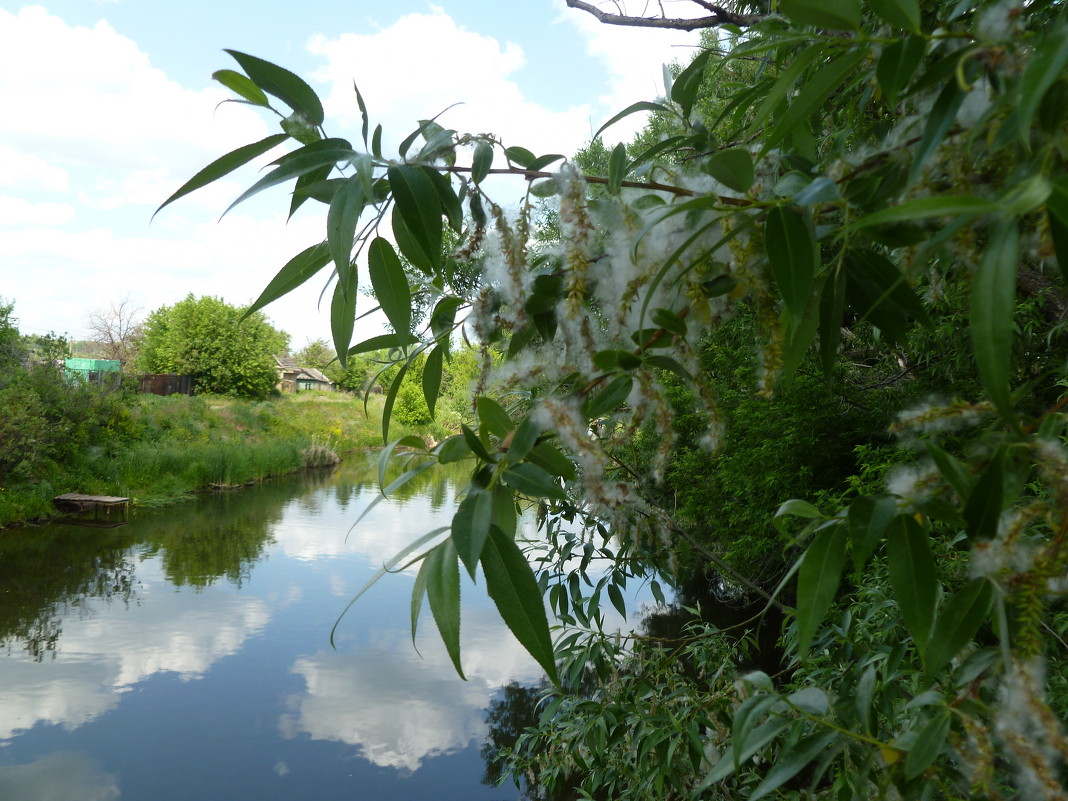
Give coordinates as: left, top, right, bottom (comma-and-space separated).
0, 391, 429, 528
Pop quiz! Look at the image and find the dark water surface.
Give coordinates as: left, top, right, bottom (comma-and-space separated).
0, 458, 546, 800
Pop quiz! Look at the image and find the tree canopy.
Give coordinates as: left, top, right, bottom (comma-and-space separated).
139, 294, 288, 399
163, 2, 1068, 797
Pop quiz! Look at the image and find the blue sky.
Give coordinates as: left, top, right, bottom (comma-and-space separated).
0, 1, 700, 348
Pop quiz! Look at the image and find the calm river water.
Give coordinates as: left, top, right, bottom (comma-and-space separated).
0, 456, 584, 800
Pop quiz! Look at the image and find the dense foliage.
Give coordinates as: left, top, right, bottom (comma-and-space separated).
169, 1, 1068, 797
139, 294, 289, 399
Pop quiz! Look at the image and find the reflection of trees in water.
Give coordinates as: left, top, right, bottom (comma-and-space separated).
0, 526, 139, 661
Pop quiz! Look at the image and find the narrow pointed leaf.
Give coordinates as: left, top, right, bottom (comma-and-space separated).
476, 397, 514, 438
765, 206, 815, 319
368, 237, 413, 335
381, 360, 410, 444
481, 527, 560, 684
592, 101, 674, 142
963, 448, 1005, 542
504, 462, 566, 501
907, 80, 965, 186
670, 48, 713, 119
326, 176, 365, 278
925, 579, 993, 680
854, 195, 998, 229
763, 50, 866, 155
472, 141, 493, 184
223, 146, 355, 217
869, 0, 920, 32
224, 50, 324, 124
877, 35, 925, 107
507, 414, 542, 466
780, 0, 860, 29
607, 142, 627, 195
905, 712, 951, 779
422, 346, 443, 417
452, 489, 494, 578
584, 375, 633, 420
749, 730, 839, 800
345, 332, 418, 356
886, 515, 938, 656
212, 69, 270, 107
1048, 179, 1068, 283
1018, 25, 1068, 143
155, 134, 287, 216
426, 540, 465, 679
797, 526, 848, 658
330, 266, 358, 367
242, 241, 331, 320
970, 220, 1019, 420
388, 165, 442, 273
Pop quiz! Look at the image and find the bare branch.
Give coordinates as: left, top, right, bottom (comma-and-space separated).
565, 0, 763, 30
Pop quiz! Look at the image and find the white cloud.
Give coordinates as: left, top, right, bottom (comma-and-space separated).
307, 8, 594, 159
552, 0, 702, 141
0, 196, 75, 226
0, 752, 120, 801
0, 144, 69, 191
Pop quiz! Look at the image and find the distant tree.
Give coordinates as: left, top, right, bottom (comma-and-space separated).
293, 338, 335, 372
0, 297, 25, 371
139, 294, 289, 399
86, 297, 143, 369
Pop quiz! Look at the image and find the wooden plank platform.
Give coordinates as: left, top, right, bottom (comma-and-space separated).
54, 493, 130, 524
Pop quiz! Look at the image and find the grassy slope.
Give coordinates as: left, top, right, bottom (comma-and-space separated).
0, 391, 423, 526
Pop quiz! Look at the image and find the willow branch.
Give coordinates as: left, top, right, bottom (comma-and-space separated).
565, 0, 764, 30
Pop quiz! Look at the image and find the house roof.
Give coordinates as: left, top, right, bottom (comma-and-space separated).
275, 353, 299, 371
296, 367, 332, 384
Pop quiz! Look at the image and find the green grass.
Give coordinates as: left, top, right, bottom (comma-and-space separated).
0, 391, 432, 526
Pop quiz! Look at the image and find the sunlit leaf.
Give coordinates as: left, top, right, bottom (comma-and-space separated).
367, 238, 412, 336
504, 462, 566, 501
212, 69, 270, 107
330, 264, 357, 367
326, 176, 365, 278
242, 241, 331, 320
388, 165, 443, 274
477, 397, 514, 438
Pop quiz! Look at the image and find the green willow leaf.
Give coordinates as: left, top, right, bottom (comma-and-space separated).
330, 264, 357, 367
476, 397, 514, 438
780, 0, 860, 29
970, 220, 1019, 421
426, 539, 465, 679
222, 145, 355, 217
387, 165, 443, 274
381, 359, 410, 444
504, 462, 566, 501
819, 268, 846, 377
584, 375, 633, 420
702, 148, 755, 193
1047, 179, 1068, 283
907, 80, 965, 186
422, 345, 443, 418
797, 526, 848, 658
435, 434, 471, 464
527, 443, 577, 481
925, 579, 994, 680
905, 712, 951, 780
155, 133, 288, 217
844, 248, 929, 343
344, 332, 418, 356
212, 69, 270, 107
593, 101, 674, 141
367, 237, 412, 336
472, 141, 493, 184
224, 50, 324, 125
607, 142, 627, 196
242, 241, 331, 320
963, 448, 1005, 542
750, 730, 839, 800
762, 49, 867, 155
527, 153, 565, 171
452, 488, 493, 578
504, 146, 537, 168
877, 35, 925, 108
886, 515, 938, 657
1018, 25, 1068, 144
481, 526, 560, 684
411, 554, 431, 644
847, 495, 897, 572
326, 176, 365, 278
670, 48, 713, 119
765, 206, 815, 320
854, 195, 998, 229
507, 414, 542, 467
869, 0, 920, 32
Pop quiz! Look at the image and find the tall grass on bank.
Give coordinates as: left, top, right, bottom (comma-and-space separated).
0, 391, 424, 527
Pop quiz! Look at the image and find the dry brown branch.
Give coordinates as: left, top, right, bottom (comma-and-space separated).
565, 0, 763, 30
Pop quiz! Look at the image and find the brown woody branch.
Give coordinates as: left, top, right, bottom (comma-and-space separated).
565, 0, 763, 30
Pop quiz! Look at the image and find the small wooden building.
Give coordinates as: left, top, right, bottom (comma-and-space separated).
275, 355, 335, 393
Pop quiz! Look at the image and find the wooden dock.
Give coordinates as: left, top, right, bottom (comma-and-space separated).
54, 493, 130, 526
